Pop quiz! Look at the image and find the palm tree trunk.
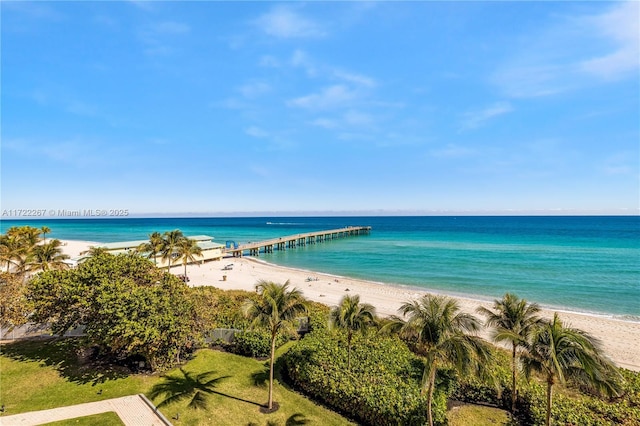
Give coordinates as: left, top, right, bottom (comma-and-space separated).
546, 380, 553, 426
347, 331, 352, 370
184, 262, 187, 277
268, 333, 276, 410
427, 365, 437, 426
511, 342, 517, 413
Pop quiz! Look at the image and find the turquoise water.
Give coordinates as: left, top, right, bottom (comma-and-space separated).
2, 216, 639, 319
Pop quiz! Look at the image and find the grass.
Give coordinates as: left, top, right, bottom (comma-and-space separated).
447, 401, 512, 426
149, 342, 352, 425
0, 338, 155, 414
42, 411, 124, 426
0, 338, 353, 425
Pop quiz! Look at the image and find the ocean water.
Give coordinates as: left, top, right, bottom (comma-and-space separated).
2, 216, 639, 319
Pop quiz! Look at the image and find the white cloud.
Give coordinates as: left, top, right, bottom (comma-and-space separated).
580, 2, 639, 79
138, 20, 190, 55
430, 144, 477, 159
310, 118, 338, 129
238, 81, 271, 98
255, 6, 325, 39
2, 2, 64, 21
308, 111, 373, 130
287, 85, 357, 110
333, 70, 376, 88
344, 110, 373, 126
245, 126, 269, 138
461, 102, 513, 129
290, 49, 317, 76
3, 137, 108, 168
290, 50, 376, 85
493, 2, 639, 98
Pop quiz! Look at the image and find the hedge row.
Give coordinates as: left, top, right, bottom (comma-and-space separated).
284, 329, 448, 426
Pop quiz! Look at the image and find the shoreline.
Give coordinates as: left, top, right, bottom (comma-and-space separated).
248, 257, 640, 323
59, 239, 640, 371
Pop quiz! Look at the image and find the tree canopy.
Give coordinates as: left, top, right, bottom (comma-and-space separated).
28, 252, 196, 370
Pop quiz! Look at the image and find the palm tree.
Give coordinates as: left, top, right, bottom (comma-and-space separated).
40, 226, 51, 244
522, 314, 622, 426
384, 294, 493, 426
83, 246, 109, 258
243, 280, 308, 411
477, 293, 542, 414
329, 294, 376, 370
2, 227, 41, 276
0, 234, 22, 272
175, 238, 203, 277
161, 230, 185, 272
137, 232, 165, 266
31, 239, 69, 273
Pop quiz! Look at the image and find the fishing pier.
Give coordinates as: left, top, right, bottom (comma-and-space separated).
226, 226, 371, 257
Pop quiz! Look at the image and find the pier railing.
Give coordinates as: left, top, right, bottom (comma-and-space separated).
226, 226, 371, 257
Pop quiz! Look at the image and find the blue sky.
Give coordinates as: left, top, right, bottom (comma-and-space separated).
2, 1, 638, 216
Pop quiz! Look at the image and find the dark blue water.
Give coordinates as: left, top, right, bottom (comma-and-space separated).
2, 216, 638, 319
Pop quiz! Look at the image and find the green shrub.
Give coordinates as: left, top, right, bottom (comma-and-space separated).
190, 287, 259, 331
230, 330, 289, 358
306, 301, 331, 332
284, 329, 448, 425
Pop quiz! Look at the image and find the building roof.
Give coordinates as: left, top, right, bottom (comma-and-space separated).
97, 235, 217, 251
98, 240, 148, 250
198, 241, 225, 250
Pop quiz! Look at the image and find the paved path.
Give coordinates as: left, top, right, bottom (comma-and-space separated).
0, 394, 172, 426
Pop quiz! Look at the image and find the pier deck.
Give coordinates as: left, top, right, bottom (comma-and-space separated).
227, 226, 371, 257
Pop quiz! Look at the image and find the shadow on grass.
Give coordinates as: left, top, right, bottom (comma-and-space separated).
0, 337, 129, 386
251, 367, 269, 388
150, 368, 265, 409
285, 413, 310, 425
246, 412, 310, 425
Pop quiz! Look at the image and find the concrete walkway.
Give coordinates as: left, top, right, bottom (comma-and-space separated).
0, 394, 172, 426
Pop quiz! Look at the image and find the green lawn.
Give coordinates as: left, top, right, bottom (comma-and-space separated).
43, 411, 124, 426
0, 338, 155, 414
447, 402, 512, 426
0, 338, 352, 425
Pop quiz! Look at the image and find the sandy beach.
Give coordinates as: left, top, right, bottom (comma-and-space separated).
61, 240, 640, 371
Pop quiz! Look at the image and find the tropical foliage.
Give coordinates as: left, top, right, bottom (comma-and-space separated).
0, 226, 67, 277
175, 237, 203, 276
136, 231, 164, 265
31, 239, 69, 272
160, 229, 185, 271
